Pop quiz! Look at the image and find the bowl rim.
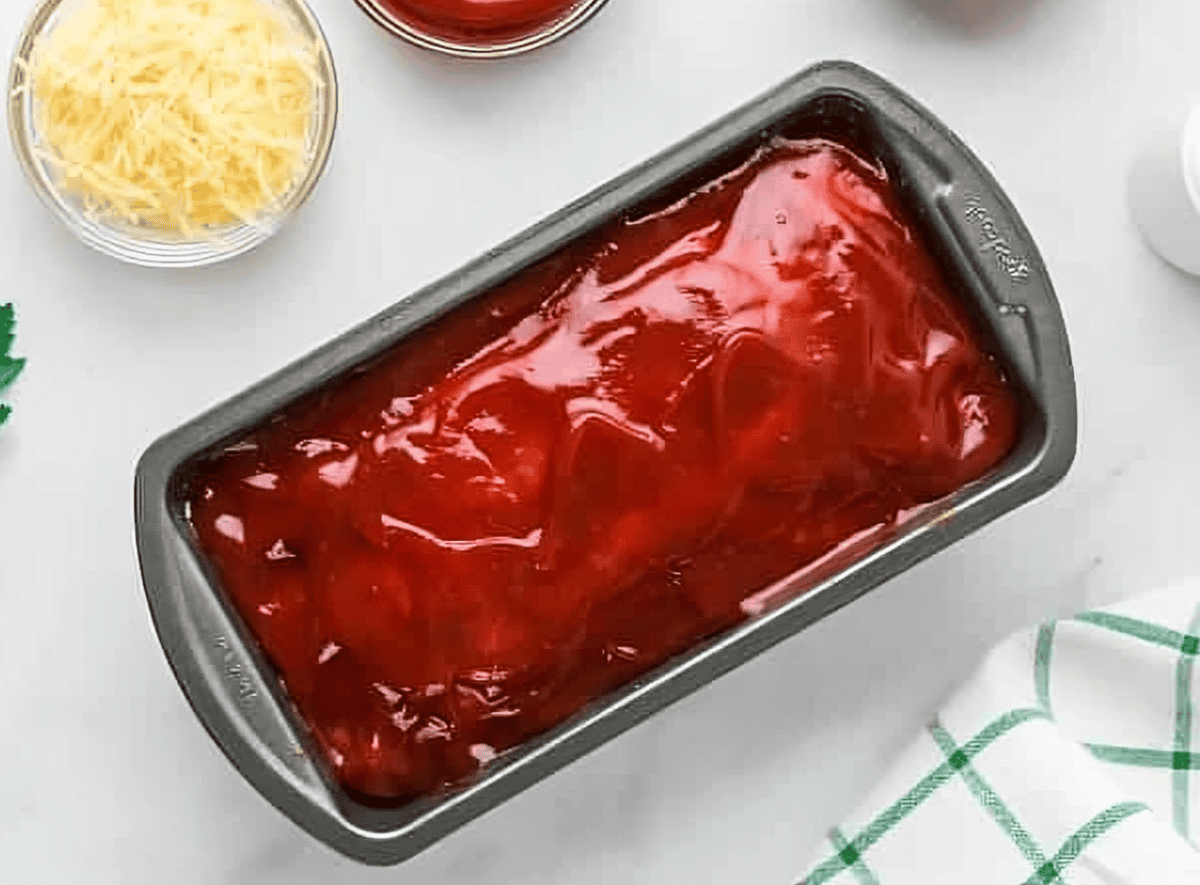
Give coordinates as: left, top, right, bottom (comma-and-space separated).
350, 0, 612, 59
6, 0, 340, 268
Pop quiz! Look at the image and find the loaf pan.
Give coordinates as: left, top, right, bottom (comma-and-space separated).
134, 60, 1076, 865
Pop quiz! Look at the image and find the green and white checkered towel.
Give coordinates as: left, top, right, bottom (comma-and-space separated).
800, 583, 1200, 884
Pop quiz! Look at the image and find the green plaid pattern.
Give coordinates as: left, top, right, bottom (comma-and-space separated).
800, 585, 1200, 883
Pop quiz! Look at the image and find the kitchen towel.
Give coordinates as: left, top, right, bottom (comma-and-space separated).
800, 582, 1200, 884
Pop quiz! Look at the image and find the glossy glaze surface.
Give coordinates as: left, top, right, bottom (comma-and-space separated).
189, 137, 1019, 801
372, 0, 580, 41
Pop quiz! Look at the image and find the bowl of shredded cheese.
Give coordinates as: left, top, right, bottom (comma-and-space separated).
7, 0, 338, 267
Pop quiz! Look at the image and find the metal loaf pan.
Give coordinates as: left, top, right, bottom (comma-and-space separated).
134, 60, 1077, 865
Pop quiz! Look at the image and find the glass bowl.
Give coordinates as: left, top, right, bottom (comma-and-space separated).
352, 0, 612, 59
6, 0, 339, 268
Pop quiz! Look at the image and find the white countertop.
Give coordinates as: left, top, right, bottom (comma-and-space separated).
3, 0, 1199, 881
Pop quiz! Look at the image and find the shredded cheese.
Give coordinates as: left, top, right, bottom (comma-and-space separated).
26, 0, 322, 233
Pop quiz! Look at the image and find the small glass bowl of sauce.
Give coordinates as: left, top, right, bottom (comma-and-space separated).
352, 0, 612, 58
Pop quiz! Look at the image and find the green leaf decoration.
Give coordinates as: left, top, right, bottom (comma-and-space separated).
0, 303, 24, 428
0, 304, 13, 355
0, 357, 24, 390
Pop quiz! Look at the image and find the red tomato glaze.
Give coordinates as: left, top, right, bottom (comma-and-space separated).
374, 0, 581, 42
189, 138, 1020, 801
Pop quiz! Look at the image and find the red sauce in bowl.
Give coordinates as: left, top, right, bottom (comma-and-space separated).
371, 0, 584, 43
189, 138, 1020, 801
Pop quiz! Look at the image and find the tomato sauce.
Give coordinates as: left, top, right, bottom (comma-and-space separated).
374, 0, 582, 42
189, 137, 1020, 801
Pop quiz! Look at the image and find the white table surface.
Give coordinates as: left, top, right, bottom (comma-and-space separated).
2, 0, 1198, 881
